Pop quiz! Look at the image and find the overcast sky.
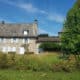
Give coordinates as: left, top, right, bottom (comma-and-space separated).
0, 0, 76, 36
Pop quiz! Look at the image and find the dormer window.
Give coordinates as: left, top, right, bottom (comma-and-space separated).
23, 30, 29, 35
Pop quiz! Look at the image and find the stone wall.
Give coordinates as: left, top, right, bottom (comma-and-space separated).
0, 38, 37, 54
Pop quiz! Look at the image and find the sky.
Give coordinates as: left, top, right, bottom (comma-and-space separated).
0, 0, 76, 36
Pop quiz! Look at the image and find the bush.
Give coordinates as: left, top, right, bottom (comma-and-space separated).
26, 60, 51, 71
24, 52, 34, 54
14, 55, 29, 70
7, 54, 16, 68
51, 60, 76, 72
51, 63, 63, 72
0, 53, 8, 68
39, 42, 61, 52
0, 53, 79, 72
15, 55, 51, 71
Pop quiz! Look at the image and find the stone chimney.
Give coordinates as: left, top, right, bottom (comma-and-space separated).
34, 19, 38, 24
1, 21, 5, 24
33, 19, 38, 36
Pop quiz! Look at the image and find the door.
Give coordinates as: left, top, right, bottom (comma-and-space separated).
19, 47, 25, 54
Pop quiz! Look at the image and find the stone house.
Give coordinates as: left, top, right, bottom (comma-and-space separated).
0, 20, 38, 54
0, 20, 60, 54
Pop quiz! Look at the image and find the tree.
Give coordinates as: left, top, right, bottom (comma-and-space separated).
77, 0, 80, 7
61, 0, 80, 60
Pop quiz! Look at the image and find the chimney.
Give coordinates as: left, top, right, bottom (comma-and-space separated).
34, 19, 38, 24
1, 21, 5, 24
33, 19, 38, 36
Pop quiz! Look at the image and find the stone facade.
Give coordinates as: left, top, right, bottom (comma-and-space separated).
0, 38, 38, 54
0, 20, 38, 54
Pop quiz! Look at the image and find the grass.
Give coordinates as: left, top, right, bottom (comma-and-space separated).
25, 52, 61, 63
0, 52, 80, 80
0, 69, 80, 80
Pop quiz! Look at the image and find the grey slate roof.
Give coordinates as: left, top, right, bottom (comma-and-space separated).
0, 22, 37, 38
37, 36, 60, 42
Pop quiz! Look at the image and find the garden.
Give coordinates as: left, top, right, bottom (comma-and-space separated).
0, 52, 80, 80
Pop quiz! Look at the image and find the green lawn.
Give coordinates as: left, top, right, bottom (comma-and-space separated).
0, 70, 80, 80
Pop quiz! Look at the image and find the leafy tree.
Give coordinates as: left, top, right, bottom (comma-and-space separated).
77, 0, 80, 7
61, 0, 80, 60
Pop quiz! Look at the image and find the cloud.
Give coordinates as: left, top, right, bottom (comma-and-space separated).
0, 0, 65, 24
0, 0, 47, 14
0, 0, 15, 6
17, 3, 47, 14
17, 3, 65, 23
47, 13, 65, 23
18, 3, 38, 13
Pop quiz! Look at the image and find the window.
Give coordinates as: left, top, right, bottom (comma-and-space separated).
22, 38, 27, 43
23, 30, 29, 35
13, 38, 16, 42
3, 38, 6, 43
22, 39, 25, 43
14, 38, 18, 43
22, 38, 30, 44
11, 38, 18, 43
2, 47, 16, 52
0, 38, 2, 42
0, 38, 4, 43
11, 38, 14, 43
27, 39, 30, 43
19, 47, 25, 54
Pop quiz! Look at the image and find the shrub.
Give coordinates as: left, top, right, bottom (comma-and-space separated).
51, 56, 77, 72
13, 55, 27, 70
17, 55, 51, 71
27, 60, 51, 71
7, 54, 16, 68
51, 63, 63, 72
0, 53, 79, 72
24, 52, 34, 54
39, 42, 61, 52
0, 53, 8, 68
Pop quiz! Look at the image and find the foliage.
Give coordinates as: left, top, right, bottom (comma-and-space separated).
0, 52, 79, 72
7, 54, 16, 68
52, 55, 77, 72
0, 53, 8, 68
0, 52, 61, 71
61, 0, 80, 59
39, 42, 61, 51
